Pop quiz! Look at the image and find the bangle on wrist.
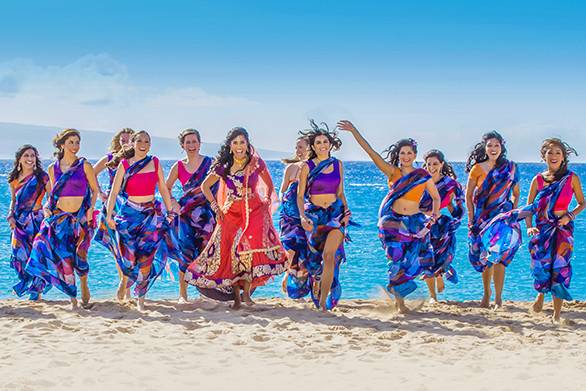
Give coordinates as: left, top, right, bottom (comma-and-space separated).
567, 211, 576, 220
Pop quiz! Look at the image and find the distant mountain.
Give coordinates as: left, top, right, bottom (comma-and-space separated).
0, 122, 287, 160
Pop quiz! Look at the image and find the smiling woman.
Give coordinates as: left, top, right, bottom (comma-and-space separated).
184, 127, 288, 310
105, 130, 185, 311
338, 120, 440, 314
25, 129, 100, 309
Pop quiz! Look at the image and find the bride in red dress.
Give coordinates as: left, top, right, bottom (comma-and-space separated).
184, 127, 288, 309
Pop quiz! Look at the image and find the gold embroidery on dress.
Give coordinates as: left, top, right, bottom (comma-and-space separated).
196, 225, 222, 276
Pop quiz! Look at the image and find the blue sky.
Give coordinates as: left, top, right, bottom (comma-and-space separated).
1, 1, 585, 160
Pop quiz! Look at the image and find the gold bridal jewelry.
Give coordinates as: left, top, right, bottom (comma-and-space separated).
233, 156, 247, 165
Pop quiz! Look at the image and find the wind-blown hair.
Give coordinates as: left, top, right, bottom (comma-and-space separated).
109, 128, 135, 153
540, 138, 578, 182
106, 130, 151, 169
465, 131, 507, 173
298, 120, 342, 160
8, 144, 46, 184
423, 149, 457, 179
281, 136, 310, 164
53, 128, 81, 160
211, 127, 252, 178
382, 138, 418, 167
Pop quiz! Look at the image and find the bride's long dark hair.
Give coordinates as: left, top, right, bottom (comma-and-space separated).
211, 127, 252, 178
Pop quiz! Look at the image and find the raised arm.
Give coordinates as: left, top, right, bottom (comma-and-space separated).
337, 120, 395, 178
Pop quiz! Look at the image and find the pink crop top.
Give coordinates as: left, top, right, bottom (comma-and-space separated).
536, 173, 573, 212
177, 160, 192, 186
122, 157, 159, 197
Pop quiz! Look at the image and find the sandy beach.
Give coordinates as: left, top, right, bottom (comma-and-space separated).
1, 297, 585, 391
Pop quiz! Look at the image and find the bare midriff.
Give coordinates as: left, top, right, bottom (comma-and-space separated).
56, 197, 86, 213
309, 193, 338, 209
392, 198, 421, 216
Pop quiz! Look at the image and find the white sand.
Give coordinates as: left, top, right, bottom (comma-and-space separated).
1, 297, 585, 391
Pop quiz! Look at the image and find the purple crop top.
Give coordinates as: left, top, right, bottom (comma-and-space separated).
54, 160, 88, 197
307, 160, 341, 195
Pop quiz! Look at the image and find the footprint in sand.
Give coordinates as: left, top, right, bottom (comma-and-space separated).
252, 334, 271, 342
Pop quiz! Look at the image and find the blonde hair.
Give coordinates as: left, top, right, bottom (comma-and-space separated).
109, 128, 135, 153
106, 130, 151, 169
53, 128, 81, 160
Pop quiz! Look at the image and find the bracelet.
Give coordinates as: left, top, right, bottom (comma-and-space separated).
567, 211, 576, 220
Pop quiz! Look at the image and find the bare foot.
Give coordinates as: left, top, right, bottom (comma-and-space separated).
178, 296, 189, 304
70, 297, 79, 310
230, 301, 242, 310
552, 317, 575, 326
437, 276, 445, 293
480, 295, 491, 308
81, 285, 90, 306
532, 295, 544, 313
243, 295, 255, 306
116, 283, 127, 303
136, 297, 145, 312
397, 303, 410, 314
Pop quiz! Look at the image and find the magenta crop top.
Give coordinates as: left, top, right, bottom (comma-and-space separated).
54, 161, 88, 197
536, 173, 574, 212
307, 160, 341, 195
177, 160, 192, 186
122, 157, 159, 197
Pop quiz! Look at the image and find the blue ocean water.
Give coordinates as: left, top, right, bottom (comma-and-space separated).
0, 160, 584, 302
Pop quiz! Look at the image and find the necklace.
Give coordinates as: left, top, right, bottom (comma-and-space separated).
233, 156, 248, 165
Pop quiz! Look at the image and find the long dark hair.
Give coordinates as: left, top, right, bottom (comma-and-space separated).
281, 136, 310, 164
465, 131, 507, 173
382, 138, 418, 167
423, 149, 457, 179
298, 120, 342, 160
106, 130, 151, 169
8, 144, 45, 183
540, 138, 578, 182
211, 127, 252, 178
53, 128, 81, 160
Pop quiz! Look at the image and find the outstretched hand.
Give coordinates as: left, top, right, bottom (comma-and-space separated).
336, 120, 358, 133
